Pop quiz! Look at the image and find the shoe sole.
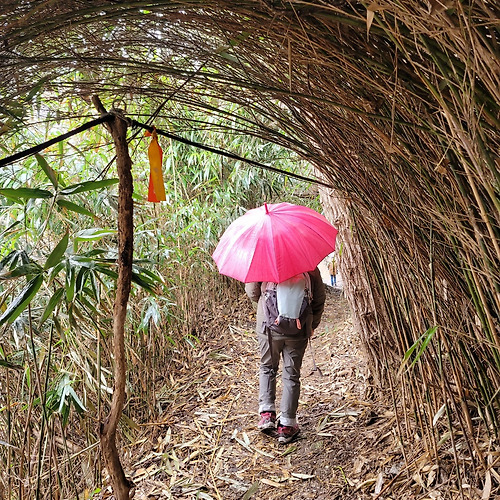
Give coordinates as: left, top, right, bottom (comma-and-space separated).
258, 422, 276, 431
277, 432, 299, 444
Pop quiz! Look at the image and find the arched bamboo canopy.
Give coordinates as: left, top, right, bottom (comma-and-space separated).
1, 0, 499, 487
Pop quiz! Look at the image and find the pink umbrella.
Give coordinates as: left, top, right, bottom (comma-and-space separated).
212, 202, 338, 283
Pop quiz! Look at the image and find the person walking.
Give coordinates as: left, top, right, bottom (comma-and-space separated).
328, 257, 337, 286
245, 267, 326, 444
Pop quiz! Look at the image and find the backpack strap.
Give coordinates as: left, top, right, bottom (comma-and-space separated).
304, 272, 312, 303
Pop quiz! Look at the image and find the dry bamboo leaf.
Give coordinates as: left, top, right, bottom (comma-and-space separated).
331, 410, 359, 417
242, 431, 250, 446
428, 0, 447, 15
366, 3, 389, 39
482, 470, 492, 499
374, 472, 384, 494
352, 456, 368, 475
133, 451, 157, 468
134, 468, 149, 480
269, 475, 288, 483
261, 478, 285, 488
187, 449, 201, 461
169, 471, 177, 487
217, 475, 249, 493
426, 492, 443, 499
434, 163, 448, 175
234, 435, 253, 453
253, 444, 275, 459
488, 464, 500, 484
412, 472, 425, 488
288, 36, 292, 93
433, 403, 446, 426
427, 468, 437, 487
355, 477, 377, 490
175, 435, 201, 449
157, 427, 172, 451
225, 413, 255, 422
215, 446, 224, 460
437, 431, 451, 447
366, 9, 375, 39
291, 472, 315, 480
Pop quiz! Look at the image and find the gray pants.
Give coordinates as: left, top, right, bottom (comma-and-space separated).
258, 330, 308, 426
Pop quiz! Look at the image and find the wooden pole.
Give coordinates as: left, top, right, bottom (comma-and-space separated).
92, 95, 134, 499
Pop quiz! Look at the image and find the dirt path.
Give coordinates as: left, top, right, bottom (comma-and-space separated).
116, 287, 404, 499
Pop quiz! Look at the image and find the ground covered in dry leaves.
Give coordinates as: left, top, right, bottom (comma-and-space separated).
103, 287, 480, 499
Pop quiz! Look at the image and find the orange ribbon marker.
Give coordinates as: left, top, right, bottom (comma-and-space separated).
145, 128, 166, 202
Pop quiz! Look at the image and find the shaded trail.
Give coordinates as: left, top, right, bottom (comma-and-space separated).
117, 288, 402, 499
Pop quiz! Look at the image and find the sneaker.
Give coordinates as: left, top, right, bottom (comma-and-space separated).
277, 423, 300, 444
258, 411, 276, 431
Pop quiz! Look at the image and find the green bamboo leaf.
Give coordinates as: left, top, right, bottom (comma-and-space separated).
59, 178, 118, 195
77, 294, 99, 316
402, 335, 423, 364
39, 287, 64, 325
133, 265, 163, 283
68, 256, 95, 268
0, 251, 22, 272
217, 51, 239, 63
0, 188, 52, 201
0, 359, 23, 370
241, 481, 260, 500
0, 274, 44, 325
140, 301, 161, 330
81, 248, 107, 258
44, 232, 69, 270
25, 76, 49, 101
49, 261, 66, 282
90, 271, 100, 303
35, 153, 58, 188
57, 384, 70, 415
56, 199, 95, 218
66, 267, 76, 303
0, 220, 21, 239
131, 271, 158, 294
94, 266, 118, 279
0, 262, 43, 280
229, 31, 250, 47
410, 326, 438, 367
399, 326, 439, 375
67, 386, 86, 413
74, 228, 116, 242
75, 267, 88, 295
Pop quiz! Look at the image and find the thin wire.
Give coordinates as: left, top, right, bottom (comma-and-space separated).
0, 113, 334, 189
0, 114, 114, 168
129, 118, 334, 189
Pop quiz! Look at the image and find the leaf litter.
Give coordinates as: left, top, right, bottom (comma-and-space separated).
97, 287, 498, 499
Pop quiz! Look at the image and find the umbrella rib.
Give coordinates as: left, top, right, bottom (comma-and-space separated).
213, 202, 338, 283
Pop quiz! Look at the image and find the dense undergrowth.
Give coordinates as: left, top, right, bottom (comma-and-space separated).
0, 98, 317, 498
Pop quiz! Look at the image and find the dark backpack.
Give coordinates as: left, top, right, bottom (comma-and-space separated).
263, 273, 312, 336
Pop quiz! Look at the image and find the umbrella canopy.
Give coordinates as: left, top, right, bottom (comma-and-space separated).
212, 202, 338, 283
